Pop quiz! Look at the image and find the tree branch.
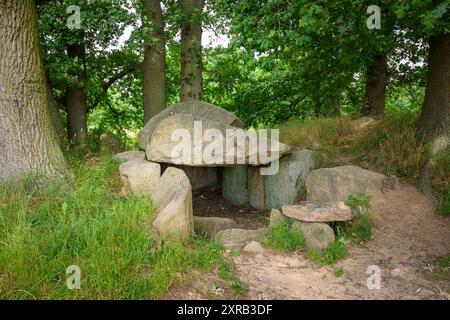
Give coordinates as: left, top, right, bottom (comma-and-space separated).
90, 62, 141, 110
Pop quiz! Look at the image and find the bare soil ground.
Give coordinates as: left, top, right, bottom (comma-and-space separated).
193, 189, 269, 230
170, 184, 450, 300
234, 184, 450, 300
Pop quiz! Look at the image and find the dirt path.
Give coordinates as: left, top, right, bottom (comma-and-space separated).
233, 184, 450, 300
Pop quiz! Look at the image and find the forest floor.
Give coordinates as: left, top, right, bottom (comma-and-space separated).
168, 183, 450, 300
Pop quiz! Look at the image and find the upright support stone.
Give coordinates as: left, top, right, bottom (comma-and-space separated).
119, 159, 161, 196
265, 150, 317, 209
161, 163, 218, 191
248, 166, 266, 209
247, 149, 317, 210
222, 166, 249, 205
152, 167, 194, 244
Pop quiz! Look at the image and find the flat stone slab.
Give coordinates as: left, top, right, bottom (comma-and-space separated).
282, 201, 352, 222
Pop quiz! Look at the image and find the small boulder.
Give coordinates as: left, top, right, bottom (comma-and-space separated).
193, 216, 239, 238
119, 159, 160, 196
243, 241, 265, 254
282, 201, 352, 222
99, 132, 125, 154
291, 221, 335, 250
222, 166, 249, 205
113, 151, 146, 164
215, 228, 268, 250
152, 167, 194, 243
269, 208, 285, 228
306, 165, 386, 202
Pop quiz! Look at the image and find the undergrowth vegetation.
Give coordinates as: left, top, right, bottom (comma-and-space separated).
0, 156, 227, 299
431, 152, 450, 216
280, 113, 449, 216
267, 192, 375, 265
352, 115, 426, 178
266, 220, 305, 252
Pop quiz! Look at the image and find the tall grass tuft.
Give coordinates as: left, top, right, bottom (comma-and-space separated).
0, 156, 224, 299
431, 151, 450, 216
353, 115, 426, 178
279, 117, 352, 152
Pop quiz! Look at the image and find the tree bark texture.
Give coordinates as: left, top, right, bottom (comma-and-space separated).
142, 0, 167, 123
0, 0, 69, 181
362, 53, 388, 116
180, 0, 204, 102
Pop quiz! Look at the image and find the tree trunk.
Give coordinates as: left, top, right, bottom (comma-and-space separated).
45, 71, 68, 147
142, 0, 166, 123
417, 33, 450, 154
362, 53, 388, 116
65, 43, 88, 147
0, 0, 69, 181
180, 0, 204, 102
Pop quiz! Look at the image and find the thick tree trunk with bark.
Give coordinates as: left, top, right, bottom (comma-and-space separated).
142, 0, 166, 123
180, 0, 204, 102
45, 72, 68, 147
0, 0, 69, 181
65, 43, 88, 147
362, 53, 388, 116
417, 33, 450, 154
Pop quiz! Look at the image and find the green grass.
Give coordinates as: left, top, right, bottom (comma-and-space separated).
279, 117, 353, 152
346, 193, 372, 215
347, 214, 373, 243
334, 267, 345, 277
0, 156, 225, 299
431, 151, 450, 216
266, 219, 348, 265
307, 240, 348, 266
266, 220, 305, 252
352, 115, 426, 179
427, 255, 450, 286
218, 260, 247, 297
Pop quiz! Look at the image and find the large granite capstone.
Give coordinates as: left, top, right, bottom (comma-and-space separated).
138, 101, 244, 150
